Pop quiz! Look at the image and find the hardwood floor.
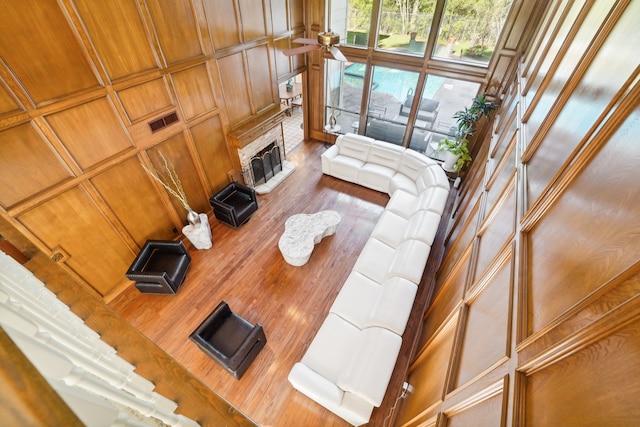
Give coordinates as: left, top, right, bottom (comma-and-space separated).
109, 139, 393, 426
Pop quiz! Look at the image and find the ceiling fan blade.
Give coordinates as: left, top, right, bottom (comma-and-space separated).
330, 46, 348, 62
292, 37, 319, 45
282, 44, 321, 56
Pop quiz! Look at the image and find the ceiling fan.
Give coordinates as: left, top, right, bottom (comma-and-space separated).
282, 30, 348, 62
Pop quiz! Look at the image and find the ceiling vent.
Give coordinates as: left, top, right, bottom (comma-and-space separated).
149, 112, 179, 133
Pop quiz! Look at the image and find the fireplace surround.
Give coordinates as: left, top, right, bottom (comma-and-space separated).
228, 105, 296, 194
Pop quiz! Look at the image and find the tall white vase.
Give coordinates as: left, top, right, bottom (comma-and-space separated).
442, 151, 460, 172
182, 213, 212, 250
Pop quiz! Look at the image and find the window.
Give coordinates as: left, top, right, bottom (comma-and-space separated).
326, 61, 480, 158
331, 0, 372, 48
364, 66, 420, 146
332, 0, 512, 64
433, 0, 513, 66
377, 0, 436, 56
324, 0, 502, 156
325, 59, 365, 133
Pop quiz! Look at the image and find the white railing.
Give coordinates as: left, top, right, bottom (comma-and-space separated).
0, 250, 199, 427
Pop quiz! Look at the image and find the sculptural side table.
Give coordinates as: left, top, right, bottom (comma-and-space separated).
278, 210, 341, 266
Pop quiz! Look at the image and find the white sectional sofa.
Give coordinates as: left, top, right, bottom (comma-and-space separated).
288, 133, 450, 426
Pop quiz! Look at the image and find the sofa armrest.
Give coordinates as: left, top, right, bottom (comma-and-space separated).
147, 240, 189, 255
288, 362, 344, 407
228, 324, 266, 368
321, 145, 340, 172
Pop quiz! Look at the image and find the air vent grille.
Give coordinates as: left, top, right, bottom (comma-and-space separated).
149, 111, 179, 133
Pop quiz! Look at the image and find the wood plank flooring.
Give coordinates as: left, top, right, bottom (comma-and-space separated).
109, 139, 393, 426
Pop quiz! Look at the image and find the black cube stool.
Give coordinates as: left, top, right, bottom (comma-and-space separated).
189, 301, 266, 379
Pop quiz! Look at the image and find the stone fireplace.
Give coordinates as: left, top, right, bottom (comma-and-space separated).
228, 105, 296, 194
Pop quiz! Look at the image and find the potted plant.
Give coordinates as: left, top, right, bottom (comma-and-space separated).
437, 135, 472, 172
438, 93, 496, 172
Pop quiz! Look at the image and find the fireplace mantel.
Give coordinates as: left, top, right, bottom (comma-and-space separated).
228, 103, 295, 193
228, 104, 289, 148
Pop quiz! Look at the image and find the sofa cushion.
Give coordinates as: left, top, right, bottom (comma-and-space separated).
358, 163, 395, 193
417, 164, 451, 192
326, 155, 365, 183
288, 363, 374, 426
370, 211, 409, 248
371, 209, 440, 247
353, 237, 431, 284
288, 362, 344, 407
368, 141, 405, 169
397, 150, 430, 180
387, 186, 450, 218
388, 239, 432, 284
389, 172, 418, 196
300, 313, 360, 384
352, 238, 395, 283
336, 134, 373, 162
337, 325, 402, 407
331, 271, 417, 335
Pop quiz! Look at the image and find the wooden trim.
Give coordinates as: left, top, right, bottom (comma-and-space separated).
0, 327, 84, 426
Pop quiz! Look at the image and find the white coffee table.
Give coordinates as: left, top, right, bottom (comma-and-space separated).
278, 210, 341, 266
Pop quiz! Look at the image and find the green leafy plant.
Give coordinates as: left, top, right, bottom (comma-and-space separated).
439, 93, 497, 171
437, 137, 472, 171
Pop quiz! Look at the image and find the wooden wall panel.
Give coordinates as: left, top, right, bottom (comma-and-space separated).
524, 318, 640, 425
445, 388, 505, 427
0, 123, 72, 209
146, 0, 204, 64
90, 157, 176, 247
525, 0, 617, 150
274, 36, 293, 80
439, 196, 480, 284
397, 2, 640, 425
485, 138, 516, 218
206, 0, 241, 50
44, 98, 133, 170
148, 134, 210, 217
400, 317, 458, 425
0, 0, 302, 302
17, 186, 133, 296
488, 106, 517, 171
171, 64, 217, 121
525, 0, 639, 204
290, 0, 305, 27
190, 115, 234, 192
239, 0, 268, 42
522, 0, 582, 114
0, 0, 100, 104
271, 0, 289, 33
472, 182, 515, 285
246, 45, 275, 111
218, 53, 252, 124
453, 251, 512, 389
422, 256, 468, 348
0, 78, 23, 117
72, 0, 158, 80
526, 107, 640, 335
116, 78, 175, 123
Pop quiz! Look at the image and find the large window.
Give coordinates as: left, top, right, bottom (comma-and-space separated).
332, 0, 512, 65
324, 0, 499, 157
331, 0, 372, 48
326, 59, 480, 158
325, 59, 364, 134
377, 0, 436, 56
433, 0, 513, 65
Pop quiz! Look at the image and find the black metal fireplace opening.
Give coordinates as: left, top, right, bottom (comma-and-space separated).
250, 142, 283, 186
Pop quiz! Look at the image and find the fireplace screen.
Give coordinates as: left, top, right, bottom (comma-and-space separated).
251, 142, 283, 186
